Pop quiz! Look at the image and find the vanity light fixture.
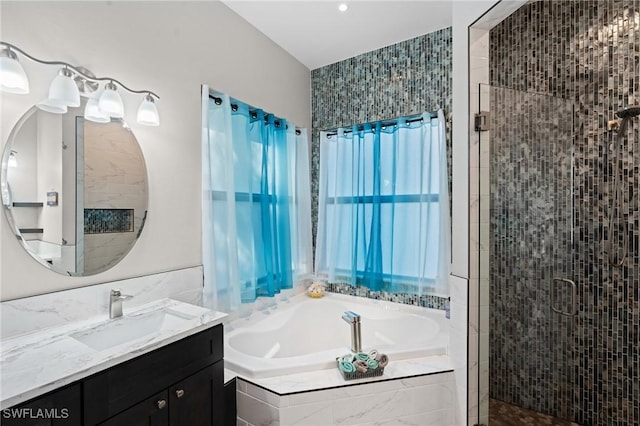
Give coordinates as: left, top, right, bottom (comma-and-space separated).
0, 41, 160, 126
0, 47, 29, 94
136, 93, 160, 126
338, 3, 348, 12
99, 81, 124, 118
84, 96, 110, 123
46, 67, 81, 108
36, 98, 68, 114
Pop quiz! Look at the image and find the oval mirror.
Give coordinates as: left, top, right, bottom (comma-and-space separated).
1, 101, 148, 276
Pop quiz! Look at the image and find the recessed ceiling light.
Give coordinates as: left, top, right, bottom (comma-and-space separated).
338, 3, 348, 12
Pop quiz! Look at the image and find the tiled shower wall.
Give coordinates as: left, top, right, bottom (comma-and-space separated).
311, 27, 452, 307
488, 1, 640, 424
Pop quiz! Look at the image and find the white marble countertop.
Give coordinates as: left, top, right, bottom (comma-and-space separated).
225, 355, 453, 395
0, 299, 226, 409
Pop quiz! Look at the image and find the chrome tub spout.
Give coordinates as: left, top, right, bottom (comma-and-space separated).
342, 311, 362, 353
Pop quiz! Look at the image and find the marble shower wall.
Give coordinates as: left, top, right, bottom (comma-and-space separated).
82, 121, 147, 274
311, 27, 452, 308
489, 1, 640, 424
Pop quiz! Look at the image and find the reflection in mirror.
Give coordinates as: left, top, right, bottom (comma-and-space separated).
1, 101, 148, 276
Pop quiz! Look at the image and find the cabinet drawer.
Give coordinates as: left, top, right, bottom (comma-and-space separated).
84, 324, 223, 425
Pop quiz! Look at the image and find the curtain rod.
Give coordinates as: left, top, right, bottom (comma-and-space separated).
323, 111, 439, 137
209, 95, 301, 135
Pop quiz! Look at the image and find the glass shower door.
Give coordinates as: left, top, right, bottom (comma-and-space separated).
477, 84, 577, 422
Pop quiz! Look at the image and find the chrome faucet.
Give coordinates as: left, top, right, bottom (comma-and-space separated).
109, 289, 133, 319
342, 311, 362, 353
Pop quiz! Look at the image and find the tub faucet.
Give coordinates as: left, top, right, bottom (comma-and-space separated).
342, 311, 362, 353
109, 289, 133, 319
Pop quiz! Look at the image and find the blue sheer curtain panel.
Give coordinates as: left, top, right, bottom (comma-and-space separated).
202, 87, 313, 312
315, 110, 450, 296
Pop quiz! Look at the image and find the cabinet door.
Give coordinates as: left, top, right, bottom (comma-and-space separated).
84, 324, 223, 425
99, 390, 169, 426
0, 383, 81, 426
169, 362, 224, 426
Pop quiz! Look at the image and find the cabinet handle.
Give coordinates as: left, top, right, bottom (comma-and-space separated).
157, 399, 167, 410
175, 389, 185, 398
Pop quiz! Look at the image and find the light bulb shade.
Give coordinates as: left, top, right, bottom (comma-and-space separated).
48, 68, 80, 107
136, 95, 159, 126
0, 50, 29, 94
98, 82, 124, 118
36, 98, 68, 114
84, 97, 110, 123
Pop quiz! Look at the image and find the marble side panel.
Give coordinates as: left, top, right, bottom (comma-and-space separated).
236, 370, 455, 426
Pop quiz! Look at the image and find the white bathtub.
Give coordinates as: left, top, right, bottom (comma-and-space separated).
224, 292, 449, 378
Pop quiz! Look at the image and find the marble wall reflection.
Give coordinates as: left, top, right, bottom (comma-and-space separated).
82, 120, 147, 274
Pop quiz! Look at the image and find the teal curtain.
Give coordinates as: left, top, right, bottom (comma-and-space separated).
202, 89, 312, 311
315, 110, 450, 295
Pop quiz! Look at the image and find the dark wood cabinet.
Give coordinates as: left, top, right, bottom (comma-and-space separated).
99, 363, 224, 426
169, 363, 224, 426
3, 324, 225, 426
0, 383, 82, 426
99, 390, 169, 426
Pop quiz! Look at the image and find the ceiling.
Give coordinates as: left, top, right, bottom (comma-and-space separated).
221, 0, 453, 70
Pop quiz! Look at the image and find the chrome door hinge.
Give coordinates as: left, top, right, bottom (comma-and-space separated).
475, 111, 490, 131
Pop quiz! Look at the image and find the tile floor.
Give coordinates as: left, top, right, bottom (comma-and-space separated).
488, 399, 581, 426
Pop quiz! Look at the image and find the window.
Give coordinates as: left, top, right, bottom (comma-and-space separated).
203, 92, 312, 311
315, 112, 449, 296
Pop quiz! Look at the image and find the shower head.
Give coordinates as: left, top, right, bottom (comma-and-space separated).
615, 106, 640, 119
614, 106, 640, 135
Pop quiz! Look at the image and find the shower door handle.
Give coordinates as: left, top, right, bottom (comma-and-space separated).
551, 277, 577, 316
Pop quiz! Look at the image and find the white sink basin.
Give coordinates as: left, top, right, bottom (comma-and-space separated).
71, 307, 196, 351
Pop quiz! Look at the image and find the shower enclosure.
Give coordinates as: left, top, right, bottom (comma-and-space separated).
477, 85, 579, 421
474, 1, 640, 423
478, 86, 639, 425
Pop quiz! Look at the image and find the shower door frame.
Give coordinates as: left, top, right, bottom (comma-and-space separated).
476, 83, 579, 423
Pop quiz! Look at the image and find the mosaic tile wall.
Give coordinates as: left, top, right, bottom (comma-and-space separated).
488, 1, 640, 424
326, 282, 448, 310
84, 208, 134, 234
311, 28, 452, 308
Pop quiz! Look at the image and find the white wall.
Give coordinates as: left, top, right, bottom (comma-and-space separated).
0, 1, 310, 300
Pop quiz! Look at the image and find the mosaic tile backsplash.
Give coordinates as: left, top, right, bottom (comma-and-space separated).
326, 282, 447, 310
84, 209, 134, 234
311, 27, 452, 307
489, 1, 639, 424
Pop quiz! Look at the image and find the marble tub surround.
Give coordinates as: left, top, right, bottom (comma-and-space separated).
227, 355, 452, 396
234, 362, 455, 426
0, 298, 226, 409
1, 266, 204, 339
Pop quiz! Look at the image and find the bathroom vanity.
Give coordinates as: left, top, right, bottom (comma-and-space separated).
0, 299, 227, 426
